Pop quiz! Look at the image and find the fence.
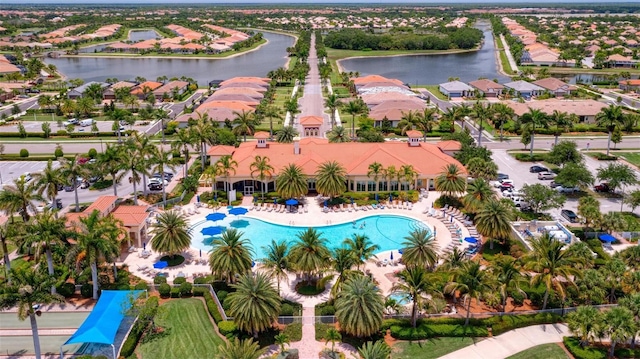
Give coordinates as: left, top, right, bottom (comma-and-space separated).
150, 283, 227, 321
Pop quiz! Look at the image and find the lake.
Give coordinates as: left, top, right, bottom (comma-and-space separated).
129, 29, 160, 42
46, 31, 295, 86
339, 21, 510, 85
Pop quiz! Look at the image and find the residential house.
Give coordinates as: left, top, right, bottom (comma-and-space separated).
103, 81, 136, 100
153, 80, 189, 101
532, 78, 576, 97
468, 79, 504, 98
619, 79, 640, 92
506, 99, 608, 123
503, 80, 545, 99
438, 81, 474, 99
606, 54, 639, 68
67, 81, 109, 99
130, 81, 162, 100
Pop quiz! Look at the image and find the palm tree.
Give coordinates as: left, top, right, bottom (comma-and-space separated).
343, 99, 364, 140
343, 234, 379, 271
275, 126, 298, 143
367, 162, 383, 192
261, 239, 290, 295
217, 338, 265, 359
315, 160, 346, 198
490, 103, 514, 141
288, 228, 330, 282
208, 228, 253, 284
324, 93, 341, 127
276, 163, 308, 199
520, 108, 548, 156
151, 211, 191, 258
462, 178, 496, 214
330, 247, 358, 299
525, 233, 582, 309
122, 142, 145, 205
69, 210, 122, 299
358, 341, 391, 359
392, 266, 442, 328
397, 110, 419, 135
335, 275, 384, 337
401, 229, 438, 269
32, 160, 65, 206
22, 210, 68, 294
76, 97, 95, 118
435, 164, 466, 197
567, 306, 602, 347
490, 255, 528, 312
171, 128, 194, 179
603, 307, 637, 357
548, 110, 574, 146
416, 107, 438, 141
97, 144, 125, 196
596, 105, 626, 156
327, 125, 349, 143
232, 110, 259, 142
274, 333, 290, 354
130, 133, 155, 194
0, 268, 64, 359
399, 164, 416, 190
440, 247, 467, 271
58, 155, 89, 212
150, 147, 178, 207
475, 200, 513, 250
227, 272, 280, 337
325, 328, 342, 355
261, 105, 282, 140
250, 155, 274, 202
189, 114, 216, 171
385, 165, 397, 193
445, 261, 495, 325
471, 101, 492, 146
0, 176, 43, 222
215, 155, 238, 194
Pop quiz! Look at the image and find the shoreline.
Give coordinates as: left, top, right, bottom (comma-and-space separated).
334, 47, 479, 73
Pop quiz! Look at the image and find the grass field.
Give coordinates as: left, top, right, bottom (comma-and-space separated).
392, 337, 476, 359
506, 343, 569, 359
138, 298, 225, 359
423, 85, 449, 101
618, 152, 640, 168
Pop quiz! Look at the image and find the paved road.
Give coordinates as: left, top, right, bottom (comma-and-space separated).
499, 33, 519, 73
294, 33, 330, 137
0, 96, 40, 118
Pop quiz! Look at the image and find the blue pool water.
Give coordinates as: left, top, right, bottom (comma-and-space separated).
190, 214, 431, 260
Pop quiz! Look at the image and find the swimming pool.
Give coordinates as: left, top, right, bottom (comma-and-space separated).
190, 214, 431, 260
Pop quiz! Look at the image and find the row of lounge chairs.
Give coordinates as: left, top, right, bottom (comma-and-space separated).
250, 203, 308, 213
323, 201, 414, 213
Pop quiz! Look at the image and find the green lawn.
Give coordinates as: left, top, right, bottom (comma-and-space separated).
138, 298, 225, 359
618, 152, 640, 168
506, 343, 569, 359
392, 337, 476, 359
423, 85, 448, 101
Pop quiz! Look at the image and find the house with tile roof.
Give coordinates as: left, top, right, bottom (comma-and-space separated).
532, 78, 576, 97
619, 79, 640, 92
67, 81, 109, 99
468, 79, 504, 98
153, 80, 189, 101
506, 99, 608, 123
439, 81, 474, 99
606, 54, 639, 68
503, 81, 545, 99
130, 81, 163, 100
103, 81, 136, 100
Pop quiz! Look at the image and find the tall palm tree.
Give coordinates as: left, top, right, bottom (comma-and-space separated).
151, 211, 191, 258
275, 126, 298, 143
548, 110, 574, 146
397, 110, 419, 135
603, 307, 637, 357
208, 228, 253, 284
261, 105, 282, 140
32, 160, 65, 206
416, 107, 438, 141
250, 155, 274, 202
439, 247, 467, 272
343, 99, 364, 140
227, 273, 281, 337
0, 176, 43, 222
215, 155, 238, 194
596, 105, 626, 156
525, 233, 582, 309
315, 160, 346, 198
520, 108, 548, 156
567, 306, 602, 348
232, 110, 259, 142
149, 147, 178, 207
96, 144, 125, 196
462, 178, 496, 214
276, 163, 308, 199
490, 255, 528, 312
217, 338, 265, 359
189, 114, 216, 171
471, 101, 492, 147
130, 133, 155, 194
435, 164, 466, 197
327, 125, 349, 143
367, 162, 383, 192
335, 275, 384, 338
392, 266, 442, 328
445, 261, 495, 325
68, 210, 122, 299
475, 200, 513, 250
288, 228, 330, 282
58, 155, 89, 212
22, 210, 68, 294
358, 341, 391, 359
122, 142, 145, 205
0, 268, 64, 359
171, 128, 194, 179
261, 240, 290, 295
343, 234, 379, 271
324, 93, 341, 128
490, 103, 515, 141
401, 229, 438, 269
385, 165, 397, 193
330, 247, 358, 299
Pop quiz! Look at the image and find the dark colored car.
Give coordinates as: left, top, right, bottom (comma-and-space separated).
497, 173, 509, 181
64, 183, 77, 192
148, 182, 163, 191
153, 172, 173, 181
52, 199, 63, 209
529, 165, 549, 173
561, 209, 578, 223
594, 183, 611, 192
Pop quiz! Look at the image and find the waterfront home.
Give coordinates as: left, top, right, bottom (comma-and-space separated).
212, 87, 265, 100
153, 80, 189, 101
0, 55, 20, 75
438, 80, 474, 99
369, 100, 427, 128
103, 81, 136, 100
619, 79, 640, 92
606, 54, 639, 68
130, 81, 162, 100
175, 100, 255, 128
352, 75, 404, 88
468, 79, 504, 98
207, 93, 261, 105
67, 81, 109, 99
361, 91, 423, 109
206, 132, 464, 196
218, 77, 270, 88
503, 81, 544, 100
506, 99, 608, 123
532, 78, 575, 97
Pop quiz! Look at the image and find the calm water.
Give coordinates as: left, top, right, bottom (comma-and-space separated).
129, 29, 159, 42
340, 21, 509, 85
190, 214, 431, 260
46, 32, 295, 86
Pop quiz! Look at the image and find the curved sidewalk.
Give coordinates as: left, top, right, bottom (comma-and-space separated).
439, 323, 570, 359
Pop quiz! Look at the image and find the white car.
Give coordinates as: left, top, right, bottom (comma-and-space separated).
502, 189, 522, 199
555, 186, 579, 194
512, 197, 530, 208
537, 172, 556, 180
149, 178, 169, 186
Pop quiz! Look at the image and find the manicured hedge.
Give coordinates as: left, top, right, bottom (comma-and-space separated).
158, 283, 171, 298
514, 153, 548, 162
389, 323, 489, 340
592, 153, 617, 161
203, 290, 224, 324
192, 287, 206, 297
218, 320, 237, 337
563, 337, 607, 359
120, 296, 159, 358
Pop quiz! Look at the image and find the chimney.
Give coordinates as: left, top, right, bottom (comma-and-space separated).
293, 136, 300, 155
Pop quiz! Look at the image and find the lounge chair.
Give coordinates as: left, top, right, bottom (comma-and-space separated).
407, 202, 413, 210
267, 204, 274, 212
339, 203, 345, 212
304, 206, 308, 213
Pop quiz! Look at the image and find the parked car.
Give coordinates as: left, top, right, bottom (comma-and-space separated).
512, 197, 530, 209
556, 186, 579, 194
64, 183, 77, 192
492, 179, 514, 188
152, 172, 173, 181
497, 173, 509, 181
148, 182, 163, 191
537, 172, 556, 180
80, 181, 90, 189
62, 118, 78, 126
21, 172, 32, 182
149, 177, 169, 186
561, 209, 578, 223
88, 175, 102, 183
594, 183, 611, 192
499, 183, 515, 192
502, 189, 522, 199
529, 165, 549, 173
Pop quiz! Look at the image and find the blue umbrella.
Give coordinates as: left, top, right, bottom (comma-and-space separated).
251, 261, 256, 268
375, 193, 379, 201
229, 207, 249, 216
197, 195, 200, 203
390, 251, 394, 260
324, 199, 328, 207
350, 198, 354, 204
599, 234, 616, 243
143, 242, 146, 250
398, 249, 403, 254
206, 213, 226, 222
464, 237, 478, 244
153, 261, 168, 269
253, 196, 257, 203
389, 194, 393, 202
201, 226, 224, 236
199, 249, 202, 257
274, 198, 278, 204
285, 198, 298, 206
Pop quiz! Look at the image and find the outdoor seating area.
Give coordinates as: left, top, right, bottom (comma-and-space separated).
319, 199, 415, 213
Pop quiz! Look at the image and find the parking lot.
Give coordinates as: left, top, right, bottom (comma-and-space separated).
0, 161, 58, 186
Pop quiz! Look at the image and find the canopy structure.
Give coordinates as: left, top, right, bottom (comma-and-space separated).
599, 234, 616, 243
61, 290, 144, 359
464, 237, 478, 244
285, 199, 298, 206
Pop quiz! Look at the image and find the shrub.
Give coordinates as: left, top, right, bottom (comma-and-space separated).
283, 323, 303, 342
592, 153, 617, 161
204, 291, 224, 323
170, 287, 180, 298
56, 282, 76, 297
389, 323, 489, 340
194, 277, 210, 284
218, 320, 237, 336
158, 283, 171, 298
514, 153, 547, 162
433, 195, 463, 209
280, 303, 294, 316
19, 148, 29, 158
173, 277, 186, 285
134, 282, 148, 291
80, 283, 93, 298
563, 337, 606, 359
54, 147, 64, 158
487, 313, 562, 335
216, 290, 228, 303
88, 148, 97, 159
179, 282, 192, 297
192, 287, 206, 297
319, 305, 336, 316
153, 276, 167, 284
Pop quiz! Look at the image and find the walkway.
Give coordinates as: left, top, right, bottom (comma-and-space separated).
439, 323, 571, 359
499, 34, 519, 74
